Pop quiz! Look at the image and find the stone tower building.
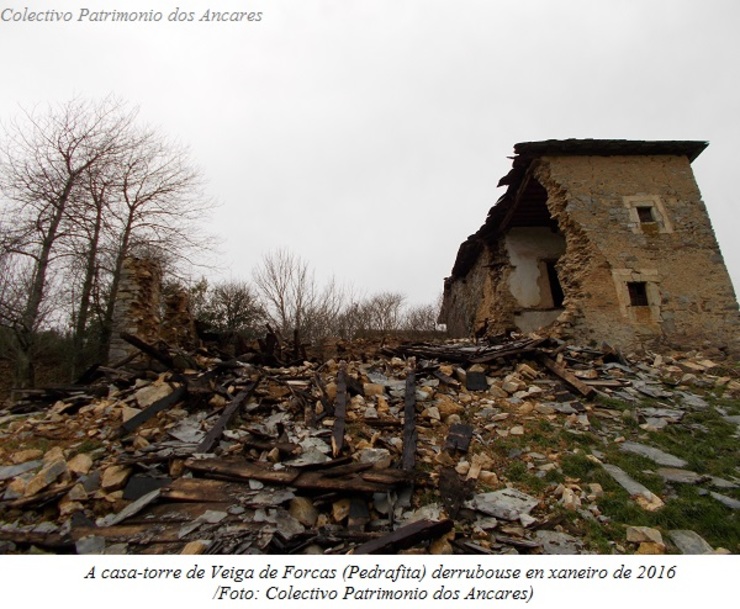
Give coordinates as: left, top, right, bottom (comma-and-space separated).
440, 139, 739, 351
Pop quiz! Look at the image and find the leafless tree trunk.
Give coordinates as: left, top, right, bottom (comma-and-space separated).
96, 128, 207, 360
253, 249, 349, 343
362, 291, 406, 334
0, 98, 133, 386
253, 249, 309, 337
69, 167, 110, 375
0, 97, 210, 384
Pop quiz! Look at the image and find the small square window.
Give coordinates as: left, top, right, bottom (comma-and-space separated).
627, 282, 649, 307
636, 206, 655, 223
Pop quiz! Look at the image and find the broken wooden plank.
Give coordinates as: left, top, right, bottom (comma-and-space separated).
0, 481, 76, 509
292, 456, 354, 472
319, 462, 375, 477
72, 523, 182, 544
465, 371, 488, 391
353, 518, 453, 554
433, 368, 460, 387
332, 365, 348, 457
0, 529, 72, 551
293, 469, 409, 494
348, 498, 370, 531
360, 469, 415, 485
242, 439, 300, 456
125, 501, 233, 523
402, 367, 417, 471
120, 384, 187, 434
160, 478, 251, 503
313, 373, 334, 417
196, 380, 258, 453
185, 457, 300, 485
452, 539, 497, 554
120, 332, 175, 368
539, 356, 596, 399
445, 423, 474, 453
184, 457, 412, 494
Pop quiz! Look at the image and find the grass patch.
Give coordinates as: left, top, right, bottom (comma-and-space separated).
646, 411, 739, 479
596, 395, 632, 411
0, 433, 51, 457
70, 438, 103, 455
505, 460, 527, 482
560, 452, 600, 479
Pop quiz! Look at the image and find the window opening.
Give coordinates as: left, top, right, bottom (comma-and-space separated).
627, 282, 649, 306
544, 260, 565, 308
636, 206, 655, 223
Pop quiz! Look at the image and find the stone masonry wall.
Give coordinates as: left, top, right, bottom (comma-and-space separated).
442, 247, 494, 337
107, 257, 163, 363
443, 153, 739, 352
442, 237, 527, 338
535, 154, 740, 350
161, 284, 198, 351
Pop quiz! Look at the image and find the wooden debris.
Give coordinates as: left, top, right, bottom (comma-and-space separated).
3, 328, 731, 557
120, 332, 176, 368
445, 423, 474, 453
348, 498, 370, 531
433, 368, 460, 387
401, 367, 417, 471
120, 384, 188, 434
160, 478, 249, 503
332, 365, 348, 457
387, 337, 546, 364
0, 481, 76, 509
0, 528, 72, 551
539, 355, 596, 399
353, 518, 453, 554
196, 380, 258, 453
184, 457, 413, 494
185, 457, 299, 485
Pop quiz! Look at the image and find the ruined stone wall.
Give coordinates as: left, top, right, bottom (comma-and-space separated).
161, 284, 198, 350
107, 257, 163, 362
442, 238, 526, 337
536, 154, 740, 350
443, 247, 494, 336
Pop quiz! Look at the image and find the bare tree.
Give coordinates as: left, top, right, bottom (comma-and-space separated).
253, 249, 313, 338
253, 249, 350, 343
301, 276, 347, 343
361, 291, 406, 334
192, 279, 265, 336
95, 123, 208, 360
0, 98, 134, 385
402, 302, 442, 334
0, 97, 210, 385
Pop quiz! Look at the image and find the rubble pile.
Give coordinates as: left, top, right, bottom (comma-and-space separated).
0, 332, 738, 555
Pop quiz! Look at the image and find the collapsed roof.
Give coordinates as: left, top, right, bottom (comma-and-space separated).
449, 139, 709, 281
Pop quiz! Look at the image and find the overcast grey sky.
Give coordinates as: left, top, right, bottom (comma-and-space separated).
1, 0, 739, 307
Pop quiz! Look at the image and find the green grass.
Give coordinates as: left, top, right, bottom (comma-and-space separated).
505, 460, 527, 482
560, 452, 600, 479
647, 411, 739, 478
541, 388, 740, 553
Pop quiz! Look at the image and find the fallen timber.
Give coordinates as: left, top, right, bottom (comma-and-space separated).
2, 329, 734, 556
